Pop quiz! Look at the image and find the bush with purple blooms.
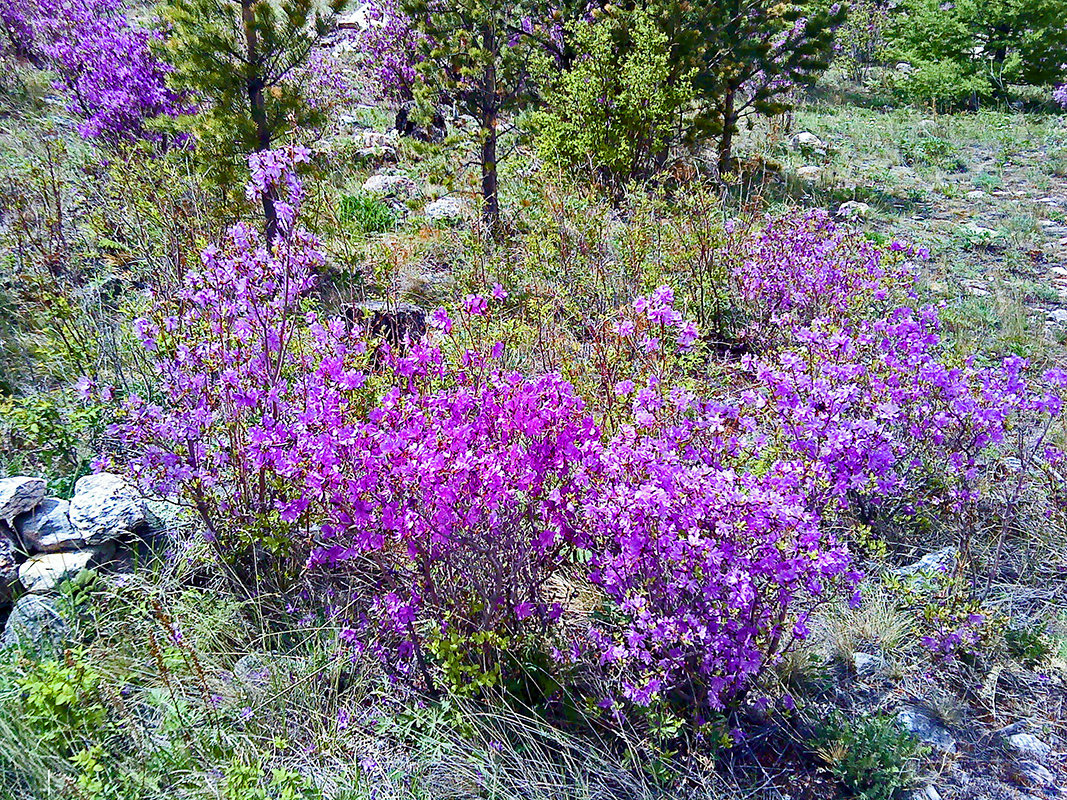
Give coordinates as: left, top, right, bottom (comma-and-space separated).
1055, 84, 1067, 109
99, 151, 1067, 725
0, 0, 188, 144
354, 0, 427, 101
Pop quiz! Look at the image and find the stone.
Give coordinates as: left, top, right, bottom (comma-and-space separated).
853, 651, 887, 678
13, 497, 80, 553
796, 166, 821, 182
356, 129, 396, 149
897, 706, 956, 752
0, 476, 46, 525
1047, 309, 1067, 325
896, 62, 914, 74
233, 653, 272, 686
336, 3, 371, 30
0, 531, 19, 600
962, 223, 1003, 243
836, 201, 871, 221
424, 196, 473, 222
1006, 733, 1052, 764
1, 594, 69, 655
894, 547, 957, 579
911, 786, 941, 800
348, 301, 426, 348
353, 129, 398, 161
791, 132, 825, 153
362, 174, 420, 199
966, 190, 989, 202
68, 473, 147, 545
18, 544, 115, 593
1016, 760, 1056, 789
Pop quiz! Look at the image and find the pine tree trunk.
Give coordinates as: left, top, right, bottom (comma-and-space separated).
241, 0, 278, 240
717, 88, 737, 177
480, 23, 500, 231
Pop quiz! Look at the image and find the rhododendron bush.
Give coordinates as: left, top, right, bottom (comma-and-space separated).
0, 0, 188, 143
1056, 84, 1067, 110
100, 151, 1067, 719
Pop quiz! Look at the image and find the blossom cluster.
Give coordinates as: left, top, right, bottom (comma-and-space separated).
103, 151, 1067, 719
353, 0, 427, 101
1055, 84, 1067, 110
0, 0, 188, 143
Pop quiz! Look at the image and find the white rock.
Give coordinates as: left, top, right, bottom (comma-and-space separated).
424, 196, 473, 222
791, 132, 825, 153
897, 706, 956, 752
797, 166, 821, 182
853, 651, 886, 677
18, 545, 115, 592
362, 174, 419, 198
836, 201, 871, 220
894, 547, 957, 579
1006, 733, 1052, 764
356, 129, 396, 149
962, 223, 1004, 245
337, 3, 371, 30
896, 62, 914, 74
68, 473, 147, 544
1047, 310, 1067, 325
0, 476, 45, 525
966, 190, 989, 202
14, 497, 80, 553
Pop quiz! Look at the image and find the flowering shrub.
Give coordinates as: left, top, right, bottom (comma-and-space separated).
586, 418, 857, 711
103, 149, 1065, 721
306, 352, 599, 694
108, 147, 327, 586
723, 210, 916, 350
1055, 84, 1067, 110
752, 309, 1067, 523
354, 0, 426, 101
3, 0, 188, 143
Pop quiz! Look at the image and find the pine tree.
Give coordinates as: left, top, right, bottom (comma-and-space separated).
673, 0, 845, 174
159, 0, 344, 236
403, 0, 538, 230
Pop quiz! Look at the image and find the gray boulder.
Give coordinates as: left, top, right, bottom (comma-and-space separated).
1006, 733, 1053, 764
0, 476, 46, 526
14, 497, 80, 553
836, 201, 871, 221
894, 547, 957, 579
362, 174, 420, 199
0, 531, 19, 600
791, 132, 825, 154
853, 651, 887, 678
18, 544, 115, 593
1, 594, 69, 655
897, 706, 956, 752
69, 473, 147, 544
424, 196, 473, 222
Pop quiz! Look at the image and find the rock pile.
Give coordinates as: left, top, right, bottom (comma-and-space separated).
1, 473, 153, 651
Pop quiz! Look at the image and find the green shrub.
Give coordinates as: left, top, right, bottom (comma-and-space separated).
814, 713, 926, 800
530, 7, 691, 186
1005, 625, 1053, 668
0, 392, 103, 496
18, 652, 108, 756
339, 192, 397, 234
887, 0, 1067, 108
